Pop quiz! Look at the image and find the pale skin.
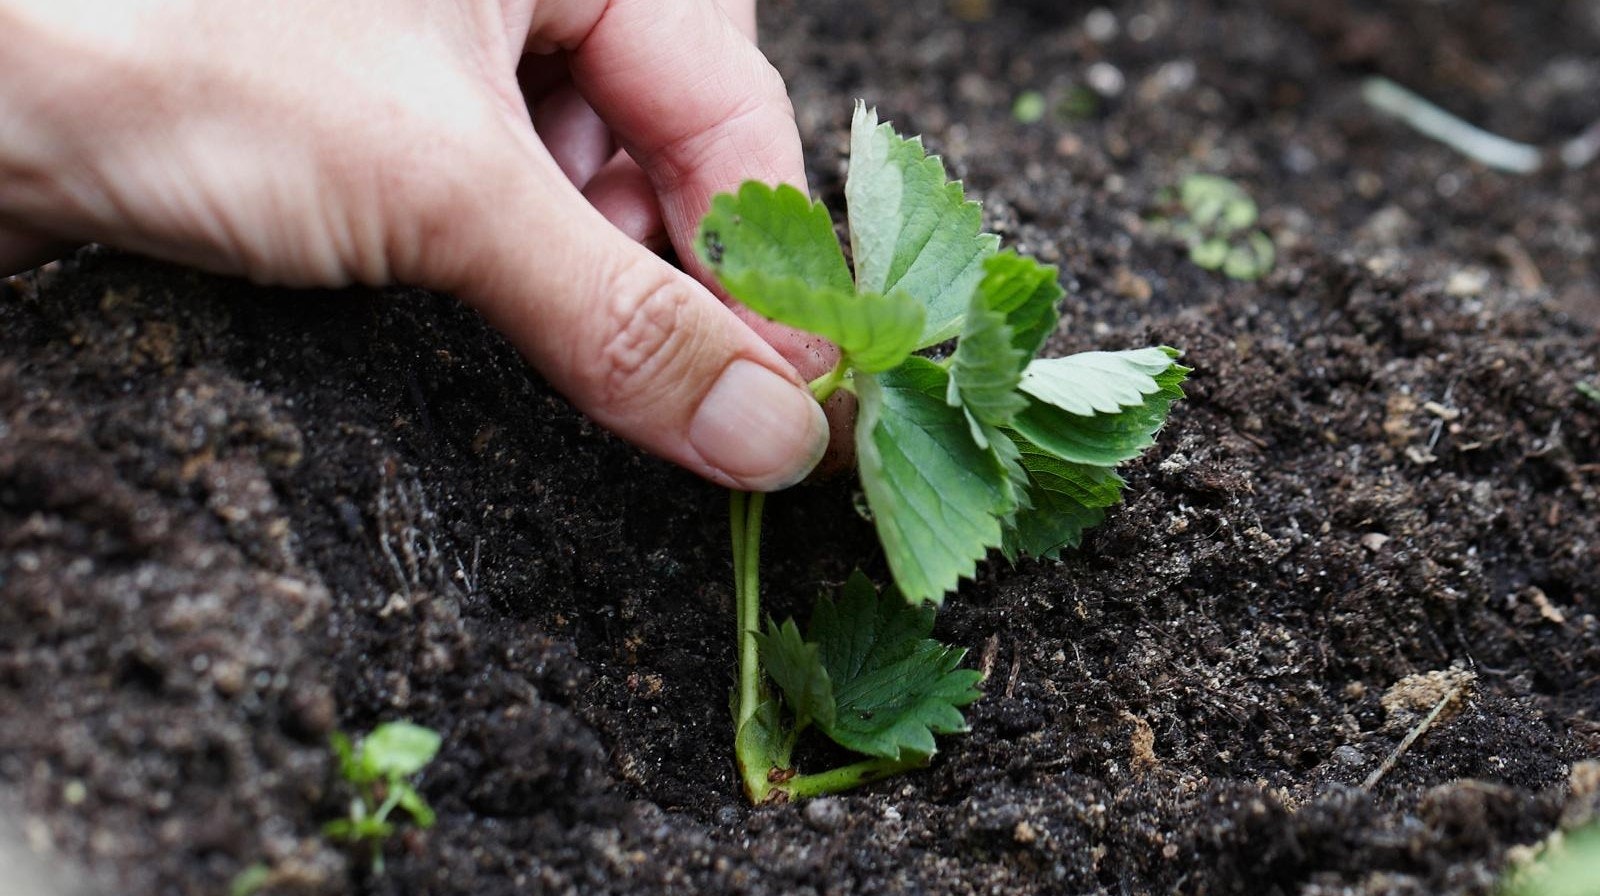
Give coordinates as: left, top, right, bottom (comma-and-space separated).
0, 0, 841, 491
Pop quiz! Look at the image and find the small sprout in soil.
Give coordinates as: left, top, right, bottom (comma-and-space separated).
1012, 90, 1047, 124
1502, 820, 1600, 896
324, 721, 441, 874
228, 863, 271, 896
1149, 173, 1275, 280
697, 103, 1187, 803
1577, 381, 1600, 405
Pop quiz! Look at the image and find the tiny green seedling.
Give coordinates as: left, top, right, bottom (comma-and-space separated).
1577, 381, 1600, 405
1151, 173, 1275, 280
697, 104, 1187, 803
1012, 90, 1047, 124
1502, 821, 1600, 896
324, 721, 441, 873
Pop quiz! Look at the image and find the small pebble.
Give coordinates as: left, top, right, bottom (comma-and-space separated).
803, 798, 847, 833
715, 805, 740, 827
1332, 745, 1368, 767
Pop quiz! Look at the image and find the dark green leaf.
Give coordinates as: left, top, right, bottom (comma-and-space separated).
947, 252, 1064, 438
755, 618, 835, 731
781, 572, 983, 761
1001, 431, 1125, 561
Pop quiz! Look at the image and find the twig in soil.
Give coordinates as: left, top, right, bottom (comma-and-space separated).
1362, 681, 1466, 790
1362, 77, 1600, 174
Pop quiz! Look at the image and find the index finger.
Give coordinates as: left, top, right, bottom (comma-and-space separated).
531, 0, 806, 276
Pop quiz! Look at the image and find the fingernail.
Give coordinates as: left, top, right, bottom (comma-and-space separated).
690, 359, 829, 491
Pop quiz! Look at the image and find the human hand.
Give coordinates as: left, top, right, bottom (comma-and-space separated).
0, 0, 835, 491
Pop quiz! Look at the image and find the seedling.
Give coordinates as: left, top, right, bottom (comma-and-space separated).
697, 104, 1187, 803
1502, 821, 1600, 896
1577, 381, 1600, 405
324, 721, 441, 873
1150, 174, 1274, 280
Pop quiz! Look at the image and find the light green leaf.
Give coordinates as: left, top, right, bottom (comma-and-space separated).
696, 181, 852, 292
755, 618, 835, 731
733, 699, 794, 801
359, 721, 441, 779
697, 179, 923, 371
714, 270, 924, 373
796, 572, 983, 761
1011, 356, 1189, 467
1019, 347, 1180, 416
1504, 822, 1600, 896
847, 103, 1000, 347
947, 252, 1065, 438
856, 359, 1016, 604
1001, 432, 1125, 561
393, 784, 436, 829
330, 731, 360, 783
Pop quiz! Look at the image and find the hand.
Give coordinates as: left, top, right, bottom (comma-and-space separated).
0, 0, 834, 491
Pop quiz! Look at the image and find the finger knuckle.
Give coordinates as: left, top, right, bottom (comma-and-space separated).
592, 261, 698, 408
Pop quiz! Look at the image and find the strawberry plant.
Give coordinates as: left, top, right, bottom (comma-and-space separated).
697, 104, 1188, 803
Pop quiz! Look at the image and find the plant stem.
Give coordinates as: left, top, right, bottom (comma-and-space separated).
780, 756, 926, 800
808, 359, 849, 403
729, 490, 765, 733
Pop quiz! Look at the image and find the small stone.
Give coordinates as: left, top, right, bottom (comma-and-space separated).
1332, 745, 1367, 767
1084, 8, 1118, 42
803, 798, 846, 833
1086, 62, 1125, 97
1013, 820, 1038, 845
1445, 268, 1490, 298
1360, 533, 1391, 552
714, 805, 740, 827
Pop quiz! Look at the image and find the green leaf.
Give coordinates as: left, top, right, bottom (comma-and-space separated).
228, 864, 271, 896
810, 572, 930, 679
947, 252, 1064, 438
1011, 356, 1189, 467
806, 573, 982, 761
359, 722, 441, 779
847, 103, 1000, 347
755, 618, 835, 730
330, 731, 362, 784
393, 784, 436, 829
856, 359, 1016, 604
713, 270, 924, 373
698, 179, 924, 372
696, 181, 852, 293
1504, 822, 1600, 896
1001, 432, 1125, 561
1019, 347, 1179, 415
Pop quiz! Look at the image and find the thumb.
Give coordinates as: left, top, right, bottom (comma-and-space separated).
427, 137, 828, 493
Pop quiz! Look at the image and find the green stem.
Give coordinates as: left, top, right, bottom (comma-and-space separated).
729, 491, 766, 734
808, 359, 849, 403
779, 756, 927, 800
738, 492, 765, 728
729, 491, 751, 729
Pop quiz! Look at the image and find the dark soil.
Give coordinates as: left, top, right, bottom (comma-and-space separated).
4, 1, 1599, 894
